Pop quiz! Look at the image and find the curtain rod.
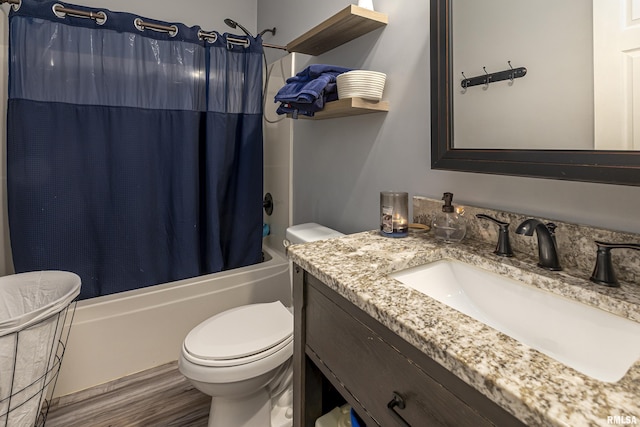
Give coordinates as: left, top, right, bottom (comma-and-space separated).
263, 43, 287, 51
1, 0, 289, 51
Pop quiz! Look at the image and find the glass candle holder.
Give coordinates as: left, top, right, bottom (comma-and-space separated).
380, 191, 408, 238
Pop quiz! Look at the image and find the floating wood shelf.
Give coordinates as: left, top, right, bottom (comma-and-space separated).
283, 6, 390, 120
289, 98, 389, 120
286, 5, 388, 56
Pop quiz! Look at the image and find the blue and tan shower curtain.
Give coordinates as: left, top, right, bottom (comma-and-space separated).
6, 0, 264, 299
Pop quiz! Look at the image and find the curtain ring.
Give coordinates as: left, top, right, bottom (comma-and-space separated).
11, 0, 21, 11
94, 11, 107, 25
226, 36, 250, 50
198, 30, 218, 44
168, 25, 178, 37
52, 3, 66, 18
133, 17, 144, 31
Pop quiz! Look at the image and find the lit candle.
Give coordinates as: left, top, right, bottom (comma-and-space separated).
380, 192, 408, 238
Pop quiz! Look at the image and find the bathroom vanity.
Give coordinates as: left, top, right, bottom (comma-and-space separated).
293, 265, 523, 426
288, 231, 640, 426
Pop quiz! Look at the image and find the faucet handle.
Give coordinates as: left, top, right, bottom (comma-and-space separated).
545, 222, 557, 235
590, 241, 640, 287
476, 214, 514, 257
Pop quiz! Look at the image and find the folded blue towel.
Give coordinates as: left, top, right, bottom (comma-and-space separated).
274, 65, 351, 117
285, 64, 353, 84
276, 86, 339, 118
274, 73, 343, 104
275, 66, 350, 100
276, 103, 316, 118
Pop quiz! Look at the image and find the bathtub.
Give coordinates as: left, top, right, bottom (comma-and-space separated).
54, 245, 291, 398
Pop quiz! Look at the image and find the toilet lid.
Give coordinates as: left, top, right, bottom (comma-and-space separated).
184, 301, 293, 361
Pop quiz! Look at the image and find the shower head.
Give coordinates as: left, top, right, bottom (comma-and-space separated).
224, 18, 254, 38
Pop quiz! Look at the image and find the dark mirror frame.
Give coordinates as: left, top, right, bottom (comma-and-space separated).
430, 0, 640, 186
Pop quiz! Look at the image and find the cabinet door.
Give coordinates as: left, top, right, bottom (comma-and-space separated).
305, 284, 495, 427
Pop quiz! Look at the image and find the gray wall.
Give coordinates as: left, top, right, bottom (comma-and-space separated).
258, 0, 640, 236
453, 0, 594, 150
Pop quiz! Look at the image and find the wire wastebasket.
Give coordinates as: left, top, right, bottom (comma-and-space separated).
0, 271, 81, 427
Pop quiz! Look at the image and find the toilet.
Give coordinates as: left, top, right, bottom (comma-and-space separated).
179, 223, 343, 427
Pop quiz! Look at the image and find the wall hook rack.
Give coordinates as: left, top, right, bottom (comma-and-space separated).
460, 62, 527, 89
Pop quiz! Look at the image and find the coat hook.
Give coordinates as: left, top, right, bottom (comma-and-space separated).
457, 63, 527, 89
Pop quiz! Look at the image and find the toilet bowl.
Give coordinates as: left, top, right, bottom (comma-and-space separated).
179, 223, 343, 427
179, 301, 294, 427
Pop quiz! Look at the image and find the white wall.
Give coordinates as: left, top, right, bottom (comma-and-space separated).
258, 0, 640, 236
263, 54, 296, 253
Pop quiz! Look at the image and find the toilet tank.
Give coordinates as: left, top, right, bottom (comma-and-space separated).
285, 223, 344, 245
284, 223, 343, 297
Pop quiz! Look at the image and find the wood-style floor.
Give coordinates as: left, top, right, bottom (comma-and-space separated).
45, 362, 210, 427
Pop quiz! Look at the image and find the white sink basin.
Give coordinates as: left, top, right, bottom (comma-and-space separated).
390, 259, 640, 382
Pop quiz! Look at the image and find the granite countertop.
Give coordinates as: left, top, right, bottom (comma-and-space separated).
287, 230, 640, 427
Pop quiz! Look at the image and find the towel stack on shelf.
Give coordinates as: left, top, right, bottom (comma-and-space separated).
274, 64, 352, 118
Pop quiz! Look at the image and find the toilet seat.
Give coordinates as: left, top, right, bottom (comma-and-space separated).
183, 301, 293, 368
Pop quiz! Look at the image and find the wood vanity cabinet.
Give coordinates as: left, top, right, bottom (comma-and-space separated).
293, 265, 525, 427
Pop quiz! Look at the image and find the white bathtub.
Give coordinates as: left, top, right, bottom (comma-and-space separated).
54, 245, 290, 397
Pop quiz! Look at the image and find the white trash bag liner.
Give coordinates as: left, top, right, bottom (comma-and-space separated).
0, 271, 81, 427
0, 271, 81, 336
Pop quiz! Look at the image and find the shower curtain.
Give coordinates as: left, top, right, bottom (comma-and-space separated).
6, 0, 264, 300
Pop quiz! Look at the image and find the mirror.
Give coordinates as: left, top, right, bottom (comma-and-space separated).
430, 0, 640, 186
